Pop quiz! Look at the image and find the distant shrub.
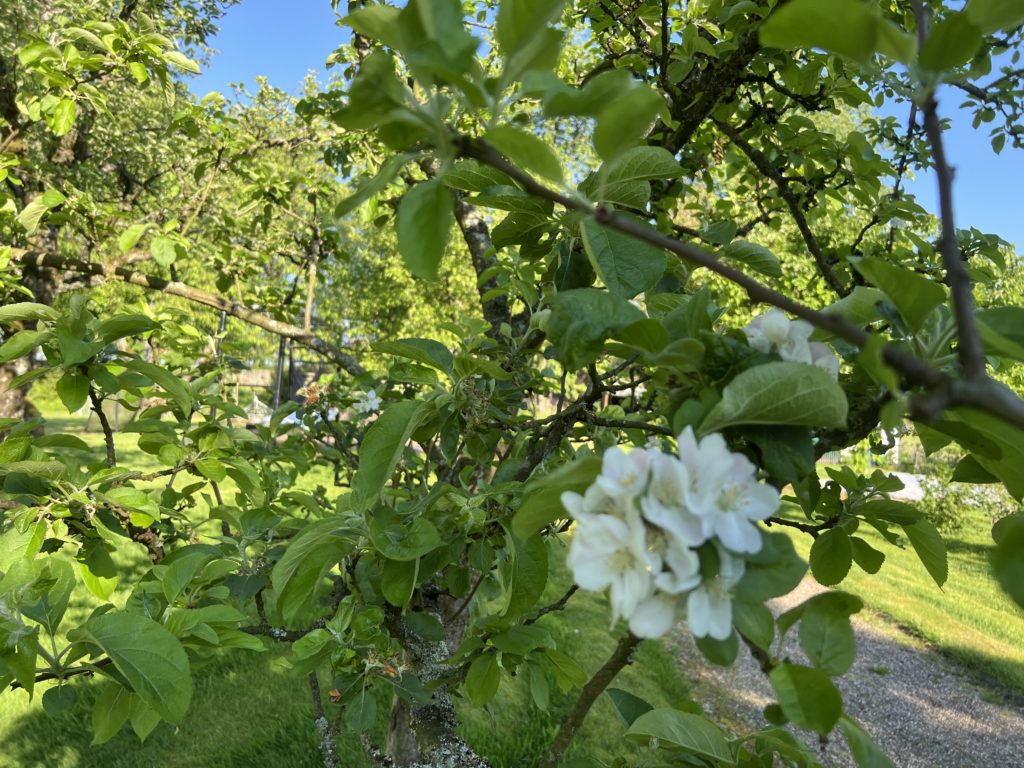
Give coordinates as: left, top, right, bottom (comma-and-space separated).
918, 476, 1017, 534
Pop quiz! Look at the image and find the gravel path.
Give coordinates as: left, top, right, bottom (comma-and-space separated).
672, 579, 1024, 768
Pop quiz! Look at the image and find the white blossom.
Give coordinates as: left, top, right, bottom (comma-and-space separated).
564, 501, 659, 625
629, 592, 680, 638
809, 341, 841, 379
677, 427, 779, 554
686, 546, 746, 640
744, 308, 812, 363
596, 446, 650, 501
640, 451, 704, 547
353, 389, 382, 414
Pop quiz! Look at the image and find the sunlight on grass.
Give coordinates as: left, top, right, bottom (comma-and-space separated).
787, 511, 1024, 694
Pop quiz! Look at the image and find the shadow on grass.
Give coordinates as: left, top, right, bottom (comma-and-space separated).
0, 651, 367, 768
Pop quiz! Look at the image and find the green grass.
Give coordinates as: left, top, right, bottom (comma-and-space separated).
1, 410, 696, 767
787, 507, 1024, 696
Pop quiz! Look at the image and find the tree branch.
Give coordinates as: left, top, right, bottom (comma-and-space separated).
455, 135, 1024, 431
88, 385, 116, 468
715, 119, 848, 297
913, 2, 986, 381
16, 251, 365, 376
538, 632, 643, 768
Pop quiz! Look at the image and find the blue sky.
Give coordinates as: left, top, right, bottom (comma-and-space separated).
190, 0, 1024, 251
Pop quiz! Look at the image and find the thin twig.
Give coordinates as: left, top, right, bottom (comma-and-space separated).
913, 1, 986, 381
88, 386, 116, 468
539, 633, 643, 768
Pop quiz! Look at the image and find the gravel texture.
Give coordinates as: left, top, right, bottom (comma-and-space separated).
672, 579, 1024, 768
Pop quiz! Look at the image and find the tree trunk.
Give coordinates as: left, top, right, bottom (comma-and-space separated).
383, 596, 491, 768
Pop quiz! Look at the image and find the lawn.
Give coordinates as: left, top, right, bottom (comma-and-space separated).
784, 501, 1024, 697
0, 411, 696, 767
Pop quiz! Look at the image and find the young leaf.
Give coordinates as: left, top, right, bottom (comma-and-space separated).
485, 125, 563, 182
809, 528, 853, 586
351, 399, 429, 511
580, 217, 665, 299
626, 709, 733, 763
700, 362, 848, 433
769, 663, 843, 735
397, 179, 454, 280
68, 613, 193, 724
465, 653, 501, 705
902, 519, 948, 587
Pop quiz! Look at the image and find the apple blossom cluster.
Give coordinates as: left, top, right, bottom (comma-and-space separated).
353, 388, 382, 414
562, 428, 779, 640
744, 308, 840, 378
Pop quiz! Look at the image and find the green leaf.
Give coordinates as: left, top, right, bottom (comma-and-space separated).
769, 663, 842, 735
55, 372, 90, 413
604, 146, 683, 183
345, 4, 402, 45
512, 456, 602, 538
0, 329, 49, 362
736, 532, 807, 602
593, 85, 665, 161
91, 682, 133, 745
545, 288, 644, 371
443, 159, 518, 192
919, 12, 982, 71
368, 515, 442, 561
381, 558, 418, 607
851, 257, 946, 332
94, 314, 159, 344
505, 533, 548, 619
150, 236, 178, 267
733, 600, 775, 651
839, 715, 896, 768
0, 436, 30, 462
351, 399, 429, 511
721, 240, 782, 278
336, 152, 417, 217
606, 688, 653, 727
397, 179, 454, 280
404, 612, 446, 642
163, 50, 201, 74
465, 653, 501, 705
118, 223, 149, 254
809, 528, 853, 586
0, 302, 58, 324
903, 519, 947, 587
373, 338, 454, 374
496, 0, 566, 59
69, 613, 193, 724
760, 0, 913, 65
102, 486, 159, 520
966, 0, 1024, 32
194, 458, 226, 482
48, 99, 76, 136
626, 709, 733, 763
486, 125, 563, 182
851, 536, 885, 574
991, 513, 1024, 610
271, 516, 353, 627
580, 217, 665, 299
700, 362, 848, 433
119, 358, 192, 416
798, 592, 862, 676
